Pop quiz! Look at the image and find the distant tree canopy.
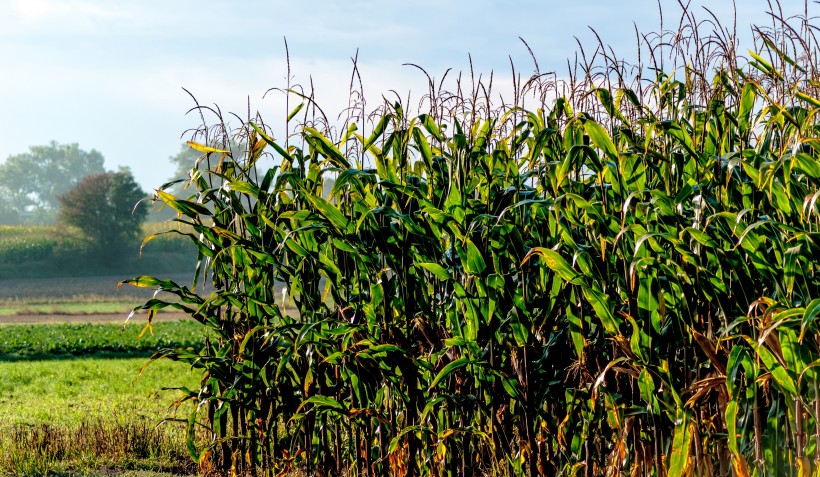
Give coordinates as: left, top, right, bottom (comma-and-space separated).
58, 169, 148, 258
0, 141, 105, 220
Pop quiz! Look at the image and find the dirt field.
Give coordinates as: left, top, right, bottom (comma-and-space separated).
0, 273, 202, 324
0, 311, 190, 325
0, 273, 295, 325
0, 273, 202, 301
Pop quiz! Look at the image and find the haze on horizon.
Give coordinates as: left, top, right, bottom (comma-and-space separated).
0, 0, 802, 191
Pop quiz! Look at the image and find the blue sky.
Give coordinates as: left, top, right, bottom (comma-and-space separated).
0, 0, 806, 190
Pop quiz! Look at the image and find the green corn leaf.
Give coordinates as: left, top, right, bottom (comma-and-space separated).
566, 303, 585, 358
684, 227, 718, 248
341, 122, 358, 144
418, 114, 445, 142
725, 346, 751, 399
387, 426, 433, 455
509, 313, 530, 347
738, 82, 757, 134
783, 245, 800, 296
725, 400, 740, 456
366, 344, 405, 355
287, 102, 305, 121
227, 180, 261, 197
303, 127, 350, 168
637, 276, 659, 313
762, 36, 805, 72
795, 91, 820, 108
793, 152, 820, 179
364, 114, 390, 151
187, 409, 200, 461
799, 299, 820, 342
745, 336, 797, 395
429, 358, 476, 390
249, 121, 292, 161
593, 87, 627, 123
297, 395, 348, 414
583, 120, 618, 160
637, 368, 658, 413
748, 50, 783, 79
417, 262, 453, 281
582, 288, 620, 335
626, 316, 648, 362
304, 193, 354, 235
663, 121, 697, 157
619, 154, 646, 191
156, 190, 212, 216
668, 408, 693, 477
522, 247, 578, 283
501, 377, 522, 399
412, 126, 434, 170
463, 238, 487, 275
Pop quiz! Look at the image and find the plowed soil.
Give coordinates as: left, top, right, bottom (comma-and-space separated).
0, 273, 202, 324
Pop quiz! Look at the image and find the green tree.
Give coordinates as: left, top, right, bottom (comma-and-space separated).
0, 141, 106, 219
58, 169, 148, 259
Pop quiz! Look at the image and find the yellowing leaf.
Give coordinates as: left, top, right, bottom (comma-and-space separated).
186, 141, 229, 154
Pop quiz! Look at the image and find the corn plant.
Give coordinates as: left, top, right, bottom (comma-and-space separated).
126, 4, 820, 476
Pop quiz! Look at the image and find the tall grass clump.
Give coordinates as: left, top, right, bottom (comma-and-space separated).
127, 4, 820, 476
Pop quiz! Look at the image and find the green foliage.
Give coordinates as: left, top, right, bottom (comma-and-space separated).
0, 141, 105, 220
0, 223, 195, 279
131, 8, 820, 477
58, 169, 149, 260
0, 320, 204, 358
0, 236, 54, 264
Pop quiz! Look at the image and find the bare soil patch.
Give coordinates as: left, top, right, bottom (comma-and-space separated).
0, 274, 201, 301
0, 311, 190, 325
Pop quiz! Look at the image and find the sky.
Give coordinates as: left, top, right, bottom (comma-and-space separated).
0, 0, 811, 191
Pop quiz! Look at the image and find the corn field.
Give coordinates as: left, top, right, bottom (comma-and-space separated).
127, 5, 820, 476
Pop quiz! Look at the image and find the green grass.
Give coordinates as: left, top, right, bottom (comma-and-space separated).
0, 320, 204, 358
0, 357, 196, 426
0, 356, 199, 476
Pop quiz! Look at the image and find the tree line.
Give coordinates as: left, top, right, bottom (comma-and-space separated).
0, 141, 200, 262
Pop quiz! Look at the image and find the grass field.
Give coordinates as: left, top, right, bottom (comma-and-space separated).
0, 357, 199, 476
0, 319, 207, 476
